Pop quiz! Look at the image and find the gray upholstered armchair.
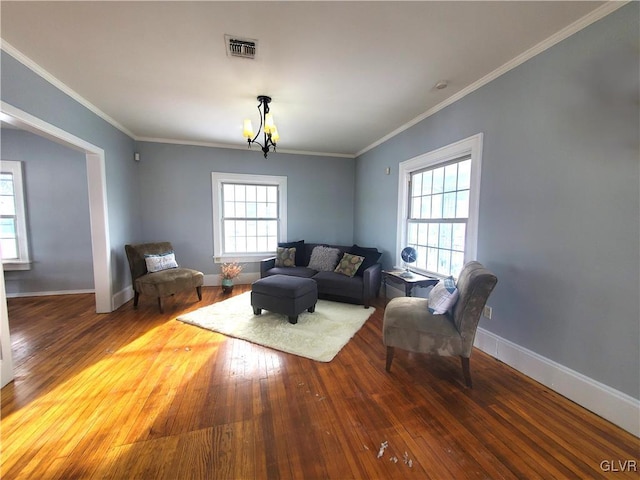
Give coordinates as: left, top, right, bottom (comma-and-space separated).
383, 261, 497, 387
125, 242, 204, 313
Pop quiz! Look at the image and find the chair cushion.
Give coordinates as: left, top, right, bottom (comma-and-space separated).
383, 296, 462, 356
135, 268, 203, 298
428, 276, 459, 314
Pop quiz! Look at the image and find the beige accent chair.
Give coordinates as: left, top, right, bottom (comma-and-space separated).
125, 242, 204, 313
383, 261, 497, 387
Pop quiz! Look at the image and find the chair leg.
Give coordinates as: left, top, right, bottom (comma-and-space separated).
385, 346, 395, 372
157, 297, 164, 314
196, 286, 202, 301
133, 291, 139, 308
461, 356, 472, 388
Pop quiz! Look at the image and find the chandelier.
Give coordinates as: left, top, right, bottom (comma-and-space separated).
243, 95, 279, 158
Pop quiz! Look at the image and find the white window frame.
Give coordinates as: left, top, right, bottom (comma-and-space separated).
212, 172, 287, 263
1, 160, 31, 270
396, 134, 483, 279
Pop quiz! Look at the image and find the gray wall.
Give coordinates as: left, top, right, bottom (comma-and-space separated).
135, 141, 356, 275
2, 128, 93, 294
354, 4, 639, 398
1, 51, 142, 295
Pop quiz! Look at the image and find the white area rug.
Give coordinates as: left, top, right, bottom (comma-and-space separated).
176, 292, 375, 362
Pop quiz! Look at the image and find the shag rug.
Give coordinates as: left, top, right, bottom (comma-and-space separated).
176, 291, 375, 362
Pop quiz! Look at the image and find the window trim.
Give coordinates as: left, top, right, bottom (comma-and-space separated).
396, 134, 483, 278
212, 172, 287, 263
1, 160, 31, 270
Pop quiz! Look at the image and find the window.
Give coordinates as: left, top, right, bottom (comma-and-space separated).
1, 160, 30, 270
397, 134, 482, 278
212, 172, 287, 261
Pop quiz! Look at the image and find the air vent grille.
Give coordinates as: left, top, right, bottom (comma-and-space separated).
225, 35, 257, 59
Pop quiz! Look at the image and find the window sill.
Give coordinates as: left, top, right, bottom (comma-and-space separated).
3, 261, 32, 271
213, 254, 275, 264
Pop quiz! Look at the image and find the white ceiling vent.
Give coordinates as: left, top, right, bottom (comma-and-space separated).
225, 35, 257, 59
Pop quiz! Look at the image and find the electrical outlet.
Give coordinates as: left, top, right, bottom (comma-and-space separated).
483, 305, 493, 320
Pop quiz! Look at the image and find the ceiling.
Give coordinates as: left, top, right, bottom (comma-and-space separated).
1, 1, 613, 158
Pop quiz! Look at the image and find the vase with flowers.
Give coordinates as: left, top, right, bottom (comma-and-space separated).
220, 262, 243, 293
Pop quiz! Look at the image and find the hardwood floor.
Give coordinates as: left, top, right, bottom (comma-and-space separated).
2, 287, 638, 479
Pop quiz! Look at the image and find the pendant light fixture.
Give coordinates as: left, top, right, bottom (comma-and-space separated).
243, 95, 279, 158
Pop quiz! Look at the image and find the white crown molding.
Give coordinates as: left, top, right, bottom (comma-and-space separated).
356, 1, 629, 158
1, 39, 136, 139
136, 136, 355, 159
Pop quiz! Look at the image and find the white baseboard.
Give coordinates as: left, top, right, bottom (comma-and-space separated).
6, 289, 94, 298
112, 285, 134, 311
474, 327, 640, 437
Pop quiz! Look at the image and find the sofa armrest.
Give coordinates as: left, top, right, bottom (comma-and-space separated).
362, 263, 382, 307
260, 257, 276, 278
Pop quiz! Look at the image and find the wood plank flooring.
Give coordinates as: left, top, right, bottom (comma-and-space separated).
2, 287, 638, 479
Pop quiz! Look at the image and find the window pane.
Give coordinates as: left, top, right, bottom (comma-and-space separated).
456, 190, 469, 218
235, 201, 246, 218
1, 238, 17, 259
442, 192, 456, 218
422, 171, 432, 195
416, 245, 427, 270
444, 164, 458, 192
266, 203, 277, 218
246, 185, 257, 202
439, 223, 452, 249
431, 194, 442, 219
420, 197, 431, 219
0, 218, 15, 238
452, 224, 466, 251
458, 160, 471, 190
0, 196, 15, 216
438, 249, 451, 276
427, 223, 439, 247
432, 167, 444, 194
235, 185, 246, 201
411, 197, 421, 219
417, 223, 428, 247
412, 173, 422, 197
256, 185, 267, 202
408, 222, 418, 245
246, 202, 257, 218
267, 186, 277, 203
427, 247, 438, 272
0, 175, 13, 195
451, 251, 465, 277
223, 183, 235, 201
224, 201, 235, 217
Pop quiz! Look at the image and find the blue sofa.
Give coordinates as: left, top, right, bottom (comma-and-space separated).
259, 242, 382, 308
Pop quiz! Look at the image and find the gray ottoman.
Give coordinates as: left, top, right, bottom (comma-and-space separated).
251, 275, 318, 324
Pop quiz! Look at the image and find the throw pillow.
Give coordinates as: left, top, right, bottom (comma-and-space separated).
278, 240, 305, 266
308, 246, 341, 272
348, 244, 382, 276
144, 251, 178, 273
275, 247, 296, 267
334, 253, 365, 277
428, 276, 459, 314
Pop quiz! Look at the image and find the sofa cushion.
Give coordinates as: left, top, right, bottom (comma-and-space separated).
279, 240, 305, 266
275, 247, 296, 267
313, 271, 364, 299
308, 246, 341, 271
348, 244, 382, 276
334, 253, 364, 277
144, 251, 178, 272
